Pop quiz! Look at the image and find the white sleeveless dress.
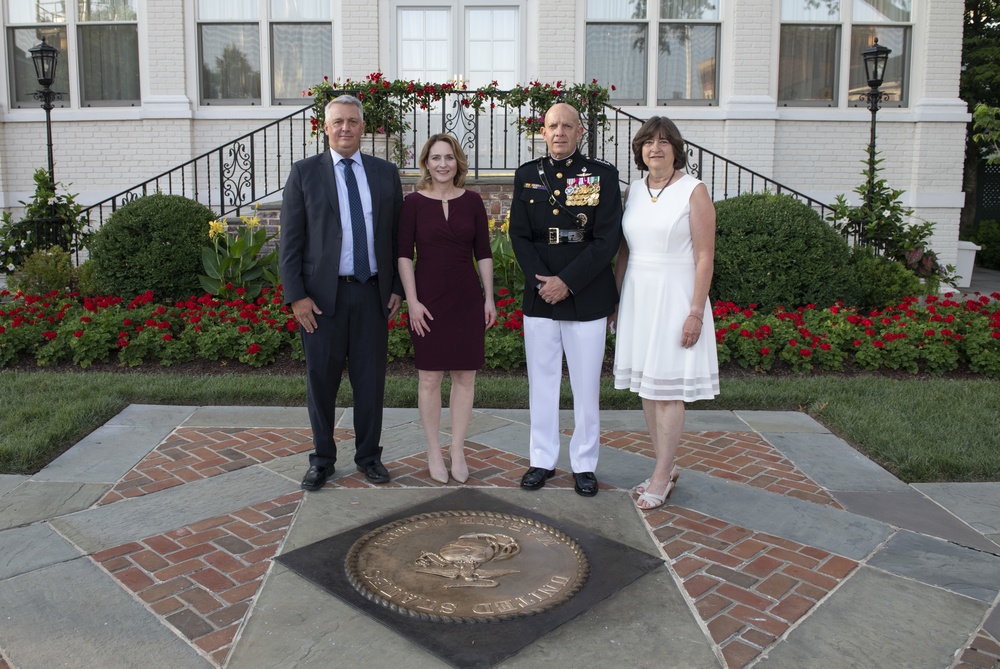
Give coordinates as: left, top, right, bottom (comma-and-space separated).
613, 174, 720, 401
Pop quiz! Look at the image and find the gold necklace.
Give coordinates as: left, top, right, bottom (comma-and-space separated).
646, 170, 676, 203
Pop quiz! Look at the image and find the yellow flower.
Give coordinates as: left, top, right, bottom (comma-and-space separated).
209, 219, 227, 239
500, 221, 509, 234
488, 218, 496, 231
240, 214, 261, 229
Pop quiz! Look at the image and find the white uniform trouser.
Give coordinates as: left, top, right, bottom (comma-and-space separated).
524, 315, 606, 473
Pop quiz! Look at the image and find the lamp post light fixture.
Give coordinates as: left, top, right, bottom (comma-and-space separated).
860, 38, 892, 218
29, 36, 62, 184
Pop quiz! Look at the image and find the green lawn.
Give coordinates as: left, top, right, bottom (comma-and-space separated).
1, 370, 998, 483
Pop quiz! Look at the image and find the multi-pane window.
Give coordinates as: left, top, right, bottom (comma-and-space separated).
395, 4, 519, 88
848, 0, 910, 107
6, 0, 139, 108
657, 0, 719, 103
197, 0, 331, 106
586, 0, 719, 105
586, 0, 647, 105
778, 0, 910, 106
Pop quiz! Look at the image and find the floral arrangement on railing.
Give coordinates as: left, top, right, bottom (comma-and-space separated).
2, 286, 998, 376
304, 74, 615, 142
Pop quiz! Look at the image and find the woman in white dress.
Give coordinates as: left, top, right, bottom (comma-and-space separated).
611, 117, 720, 510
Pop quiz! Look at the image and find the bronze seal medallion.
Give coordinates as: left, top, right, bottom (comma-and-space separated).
345, 510, 590, 623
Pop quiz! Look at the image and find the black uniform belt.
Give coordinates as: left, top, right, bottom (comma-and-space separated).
545, 228, 588, 244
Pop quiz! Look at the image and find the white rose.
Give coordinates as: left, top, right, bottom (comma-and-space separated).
6, 263, 14, 271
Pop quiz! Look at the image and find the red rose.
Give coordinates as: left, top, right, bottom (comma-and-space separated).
800, 349, 812, 357
760, 347, 770, 355
247, 343, 262, 354
874, 340, 884, 348
162, 334, 173, 341
74, 330, 83, 338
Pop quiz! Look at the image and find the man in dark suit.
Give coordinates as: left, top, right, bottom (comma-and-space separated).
509, 102, 623, 497
279, 94, 403, 490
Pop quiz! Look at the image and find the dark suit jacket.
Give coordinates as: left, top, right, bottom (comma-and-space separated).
279, 151, 404, 316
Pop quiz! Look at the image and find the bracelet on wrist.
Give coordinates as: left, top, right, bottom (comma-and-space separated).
688, 314, 703, 322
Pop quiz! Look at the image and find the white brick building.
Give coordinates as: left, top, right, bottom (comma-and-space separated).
0, 0, 968, 263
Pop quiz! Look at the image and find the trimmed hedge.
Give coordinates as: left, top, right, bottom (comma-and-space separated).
712, 193, 859, 310
89, 194, 214, 300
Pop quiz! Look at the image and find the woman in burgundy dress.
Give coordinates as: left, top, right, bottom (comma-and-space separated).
397, 133, 496, 484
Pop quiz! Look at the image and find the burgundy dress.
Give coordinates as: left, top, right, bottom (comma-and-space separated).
397, 190, 492, 370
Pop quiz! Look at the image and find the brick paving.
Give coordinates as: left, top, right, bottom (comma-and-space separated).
93, 493, 303, 667
98, 428, 338, 505
599, 429, 841, 508
955, 631, 1000, 669
648, 505, 858, 669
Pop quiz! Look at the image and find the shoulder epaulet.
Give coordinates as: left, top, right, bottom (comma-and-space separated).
584, 155, 617, 171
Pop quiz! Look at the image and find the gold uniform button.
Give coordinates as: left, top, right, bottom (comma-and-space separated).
530, 199, 535, 204
556, 173, 563, 179
554, 190, 561, 196
553, 208, 560, 215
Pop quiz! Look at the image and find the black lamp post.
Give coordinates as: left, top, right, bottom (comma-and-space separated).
29, 36, 61, 184
860, 38, 892, 216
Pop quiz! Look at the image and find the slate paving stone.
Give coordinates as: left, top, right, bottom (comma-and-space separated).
734, 410, 830, 433
0, 523, 82, 580
985, 607, 1000, 643
833, 490, 1000, 553
0, 475, 26, 497
464, 422, 535, 460
183, 405, 312, 428
762, 432, 910, 492
0, 558, 209, 669
0, 482, 109, 531
760, 567, 988, 669
668, 469, 892, 560
50, 467, 297, 554
868, 531, 1000, 603
681, 409, 752, 432
913, 482, 1000, 539
31, 424, 178, 484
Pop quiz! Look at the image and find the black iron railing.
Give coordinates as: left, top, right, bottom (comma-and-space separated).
81, 94, 832, 227
80, 106, 324, 228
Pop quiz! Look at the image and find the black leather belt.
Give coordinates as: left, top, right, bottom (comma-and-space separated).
339, 274, 377, 283
547, 228, 587, 244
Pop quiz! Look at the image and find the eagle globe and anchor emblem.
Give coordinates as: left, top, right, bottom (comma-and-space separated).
414, 532, 522, 587
345, 510, 590, 623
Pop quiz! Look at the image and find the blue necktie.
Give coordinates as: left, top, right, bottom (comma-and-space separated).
341, 158, 371, 282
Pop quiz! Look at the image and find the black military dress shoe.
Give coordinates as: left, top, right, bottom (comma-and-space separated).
573, 472, 599, 497
520, 467, 555, 490
357, 461, 391, 484
301, 465, 332, 491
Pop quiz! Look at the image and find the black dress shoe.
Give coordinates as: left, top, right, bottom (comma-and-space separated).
301, 465, 332, 491
520, 467, 555, 490
573, 472, 599, 497
357, 461, 391, 484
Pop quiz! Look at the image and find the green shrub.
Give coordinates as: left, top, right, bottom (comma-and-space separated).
712, 193, 859, 310
850, 246, 923, 311
7, 246, 76, 295
88, 194, 214, 300
974, 219, 1000, 270
75, 260, 101, 297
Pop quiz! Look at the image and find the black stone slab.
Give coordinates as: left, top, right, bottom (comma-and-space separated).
276, 488, 664, 669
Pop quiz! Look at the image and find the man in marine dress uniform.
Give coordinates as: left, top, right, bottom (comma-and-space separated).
509, 102, 623, 496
